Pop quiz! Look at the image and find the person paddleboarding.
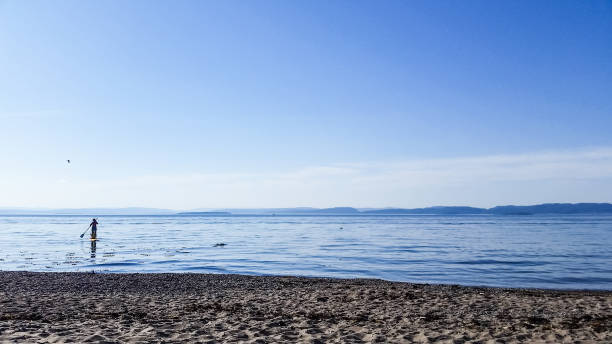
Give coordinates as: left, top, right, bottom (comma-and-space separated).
89, 218, 98, 240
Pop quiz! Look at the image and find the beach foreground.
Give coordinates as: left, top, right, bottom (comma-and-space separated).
0, 272, 610, 343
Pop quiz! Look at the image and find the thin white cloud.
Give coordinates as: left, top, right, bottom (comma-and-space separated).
2, 147, 612, 209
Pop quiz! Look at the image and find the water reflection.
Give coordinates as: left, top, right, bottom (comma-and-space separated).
90, 240, 96, 259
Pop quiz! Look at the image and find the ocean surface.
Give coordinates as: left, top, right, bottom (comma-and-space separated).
0, 214, 611, 290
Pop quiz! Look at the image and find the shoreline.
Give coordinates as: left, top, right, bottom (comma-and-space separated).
1, 271, 611, 342
3, 269, 612, 293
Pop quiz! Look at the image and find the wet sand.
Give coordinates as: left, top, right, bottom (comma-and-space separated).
0, 272, 610, 343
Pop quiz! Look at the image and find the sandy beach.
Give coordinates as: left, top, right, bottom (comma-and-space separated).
0, 272, 610, 343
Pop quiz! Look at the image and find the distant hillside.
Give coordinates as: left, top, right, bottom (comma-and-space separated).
363, 206, 488, 215
488, 203, 612, 215
211, 207, 360, 215
362, 203, 612, 215
309, 207, 360, 214
208, 208, 316, 215
260, 207, 360, 215
176, 212, 231, 216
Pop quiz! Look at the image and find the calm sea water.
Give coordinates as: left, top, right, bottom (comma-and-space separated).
0, 214, 611, 290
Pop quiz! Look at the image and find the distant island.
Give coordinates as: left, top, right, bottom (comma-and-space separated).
175, 212, 232, 216
1, 203, 612, 215
367, 203, 612, 215
211, 203, 612, 215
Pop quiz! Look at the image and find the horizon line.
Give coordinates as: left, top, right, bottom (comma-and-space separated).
1, 202, 611, 215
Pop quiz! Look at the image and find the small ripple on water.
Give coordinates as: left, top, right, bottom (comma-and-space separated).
453, 259, 548, 266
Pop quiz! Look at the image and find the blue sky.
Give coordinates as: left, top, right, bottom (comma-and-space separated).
1, 0, 611, 209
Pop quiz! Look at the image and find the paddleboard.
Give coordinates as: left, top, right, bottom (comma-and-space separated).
90, 238, 98, 241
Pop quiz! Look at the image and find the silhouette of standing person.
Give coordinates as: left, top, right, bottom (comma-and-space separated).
90, 218, 98, 239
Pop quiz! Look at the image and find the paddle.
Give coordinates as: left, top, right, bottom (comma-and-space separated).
79, 224, 92, 238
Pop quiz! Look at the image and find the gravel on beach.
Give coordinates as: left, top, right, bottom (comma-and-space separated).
0, 271, 610, 343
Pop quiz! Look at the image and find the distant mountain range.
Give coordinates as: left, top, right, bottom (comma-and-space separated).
1, 203, 612, 215
175, 211, 232, 216
209, 203, 612, 215
349, 203, 612, 215
487, 203, 612, 215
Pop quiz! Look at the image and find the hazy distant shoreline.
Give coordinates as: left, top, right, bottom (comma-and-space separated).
1, 202, 612, 216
